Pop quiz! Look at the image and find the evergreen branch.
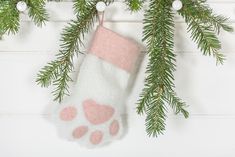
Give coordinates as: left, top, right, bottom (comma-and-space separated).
36, 60, 60, 87
0, 0, 232, 139
139, 0, 179, 137
125, 0, 144, 11
37, 0, 114, 102
27, 0, 49, 26
179, 2, 225, 65
52, 62, 72, 102
208, 15, 233, 33
37, 3, 97, 102
145, 88, 167, 136
181, 0, 233, 34
0, 1, 20, 35
73, 0, 87, 14
164, 92, 189, 118
137, 85, 154, 114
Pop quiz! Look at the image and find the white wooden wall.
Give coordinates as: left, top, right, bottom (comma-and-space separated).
0, 1, 235, 156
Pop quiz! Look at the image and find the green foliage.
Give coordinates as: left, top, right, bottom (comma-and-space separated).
0, 1, 20, 35
26, 0, 49, 26
36, 0, 114, 102
1, 0, 233, 137
165, 91, 189, 118
125, 0, 143, 11
73, 0, 87, 14
37, 2, 97, 102
138, 0, 188, 137
0, 0, 48, 36
182, 0, 233, 34
179, 0, 233, 65
137, 0, 232, 137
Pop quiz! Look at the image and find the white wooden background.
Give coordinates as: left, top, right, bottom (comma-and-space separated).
0, 1, 235, 156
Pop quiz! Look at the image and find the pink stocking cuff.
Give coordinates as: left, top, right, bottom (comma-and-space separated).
89, 26, 140, 72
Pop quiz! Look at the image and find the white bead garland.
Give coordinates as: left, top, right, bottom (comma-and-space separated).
16, 1, 27, 12
96, 1, 106, 12
172, 0, 183, 11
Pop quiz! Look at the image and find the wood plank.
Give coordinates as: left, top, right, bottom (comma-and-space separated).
0, 115, 234, 157
0, 22, 234, 52
0, 52, 84, 115
0, 53, 235, 115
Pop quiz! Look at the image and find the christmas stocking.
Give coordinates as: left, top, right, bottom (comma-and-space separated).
52, 20, 140, 148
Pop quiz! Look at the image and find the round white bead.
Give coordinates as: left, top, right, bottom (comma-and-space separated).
16, 1, 27, 12
96, 1, 106, 12
172, 0, 183, 11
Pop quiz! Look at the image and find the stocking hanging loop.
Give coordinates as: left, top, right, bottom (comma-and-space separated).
96, 1, 106, 26
98, 11, 105, 26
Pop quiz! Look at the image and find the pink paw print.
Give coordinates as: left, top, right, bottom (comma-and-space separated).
56, 99, 122, 147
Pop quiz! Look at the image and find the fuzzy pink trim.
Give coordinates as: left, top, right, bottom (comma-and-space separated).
89, 26, 140, 72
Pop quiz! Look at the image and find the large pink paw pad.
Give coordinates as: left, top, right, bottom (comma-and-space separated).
60, 106, 77, 121
72, 126, 88, 139
83, 99, 114, 125
109, 120, 119, 136
90, 130, 103, 145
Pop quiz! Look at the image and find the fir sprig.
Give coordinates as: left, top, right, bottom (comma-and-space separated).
0, 1, 20, 35
26, 0, 49, 26
164, 91, 189, 118
136, 0, 232, 137
0, 0, 49, 36
37, 2, 97, 102
1, 0, 233, 138
182, 0, 233, 34
36, 0, 114, 102
138, 0, 189, 137
73, 0, 87, 14
179, 0, 233, 64
125, 0, 143, 11
36, 60, 60, 87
